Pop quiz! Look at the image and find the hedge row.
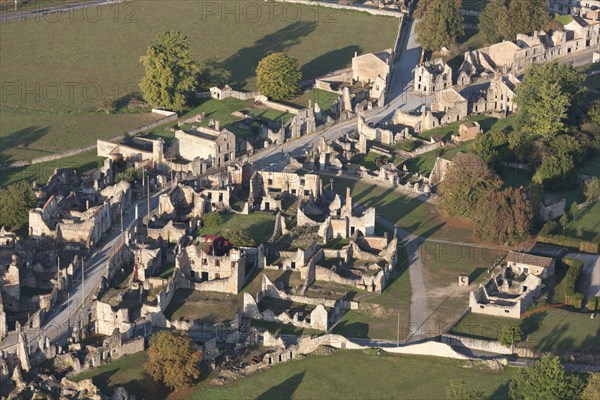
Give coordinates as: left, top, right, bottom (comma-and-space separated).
562, 257, 584, 308
537, 234, 599, 254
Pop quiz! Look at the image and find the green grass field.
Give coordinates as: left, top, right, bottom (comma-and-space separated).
0, 0, 397, 164
451, 309, 600, 353
333, 250, 411, 340
200, 212, 276, 245
0, 108, 161, 163
332, 177, 476, 243
190, 350, 514, 399
72, 350, 515, 400
0, 149, 104, 187
287, 88, 339, 111
71, 351, 169, 400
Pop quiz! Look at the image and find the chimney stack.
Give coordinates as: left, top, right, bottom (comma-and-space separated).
215, 120, 221, 131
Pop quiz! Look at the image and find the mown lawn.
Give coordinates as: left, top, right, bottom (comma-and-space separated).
332, 177, 475, 243
71, 351, 169, 400
403, 140, 472, 177
451, 309, 600, 353
0, 149, 104, 187
0, 108, 161, 163
200, 212, 276, 245
287, 88, 339, 111
565, 201, 600, 241
333, 249, 411, 340
1, 0, 397, 160
194, 350, 514, 400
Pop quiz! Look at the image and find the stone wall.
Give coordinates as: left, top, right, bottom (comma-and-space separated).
270, 0, 404, 17
441, 334, 513, 355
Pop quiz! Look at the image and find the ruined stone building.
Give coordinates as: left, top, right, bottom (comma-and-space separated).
548, 0, 600, 16
28, 195, 112, 248
352, 49, 392, 85
451, 121, 481, 142
97, 137, 164, 167
468, 74, 521, 115
173, 122, 236, 168
430, 88, 469, 125
288, 108, 317, 140
177, 235, 247, 294
469, 266, 544, 318
413, 59, 453, 94
505, 251, 556, 279
457, 18, 599, 85
249, 171, 323, 211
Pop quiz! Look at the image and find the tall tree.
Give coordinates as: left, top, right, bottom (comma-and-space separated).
516, 63, 585, 140
473, 187, 531, 245
581, 372, 600, 400
499, 322, 523, 348
478, 0, 510, 42
414, 0, 464, 51
145, 331, 203, 390
532, 154, 576, 190
479, 0, 549, 41
139, 31, 199, 112
256, 52, 301, 101
509, 355, 583, 400
438, 153, 502, 218
0, 181, 37, 230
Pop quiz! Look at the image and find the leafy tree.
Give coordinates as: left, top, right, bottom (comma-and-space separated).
0, 181, 37, 230
222, 228, 255, 247
507, 130, 532, 162
584, 177, 600, 202
582, 372, 600, 400
499, 322, 522, 348
539, 220, 559, 236
519, 81, 569, 140
139, 31, 199, 112
516, 63, 585, 138
589, 100, 600, 127
438, 153, 502, 218
445, 380, 486, 400
145, 331, 202, 390
550, 135, 585, 164
478, 0, 510, 42
559, 213, 570, 232
473, 187, 531, 245
115, 167, 142, 184
414, 0, 464, 51
197, 57, 232, 91
479, 0, 549, 41
202, 212, 223, 229
532, 154, 576, 191
472, 129, 508, 167
256, 53, 301, 101
509, 355, 583, 400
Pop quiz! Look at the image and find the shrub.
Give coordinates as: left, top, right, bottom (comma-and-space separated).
539, 220, 560, 236
202, 212, 223, 228
115, 167, 142, 184
588, 296, 598, 312
571, 293, 584, 309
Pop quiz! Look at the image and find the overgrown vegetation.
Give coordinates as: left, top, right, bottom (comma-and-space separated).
0, 181, 37, 230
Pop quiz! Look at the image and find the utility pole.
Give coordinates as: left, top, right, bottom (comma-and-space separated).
120, 204, 124, 244
67, 291, 70, 337
81, 259, 85, 313
147, 176, 150, 227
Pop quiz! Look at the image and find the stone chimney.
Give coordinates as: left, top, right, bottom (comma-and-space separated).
215, 120, 221, 131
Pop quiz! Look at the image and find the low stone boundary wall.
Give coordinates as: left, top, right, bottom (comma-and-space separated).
0, 109, 177, 170
270, 0, 404, 18
441, 334, 513, 355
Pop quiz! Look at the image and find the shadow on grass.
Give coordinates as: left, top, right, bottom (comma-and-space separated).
224, 21, 317, 87
332, 320, 370, 338
0, 125, 50, 163
256, 371, 306, 400
300, 45, 360, 78
468, 267, 487, 283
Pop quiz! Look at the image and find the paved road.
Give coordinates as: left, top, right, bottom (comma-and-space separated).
0, 191, 162, 352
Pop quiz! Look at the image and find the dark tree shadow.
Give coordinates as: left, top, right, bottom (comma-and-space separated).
223, 21, 317, 88
332, 320, 369, 338
0, 126, 51, 163
300, 45, 361, 79
256, 371, 306, 400
468, 267, 487, 283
